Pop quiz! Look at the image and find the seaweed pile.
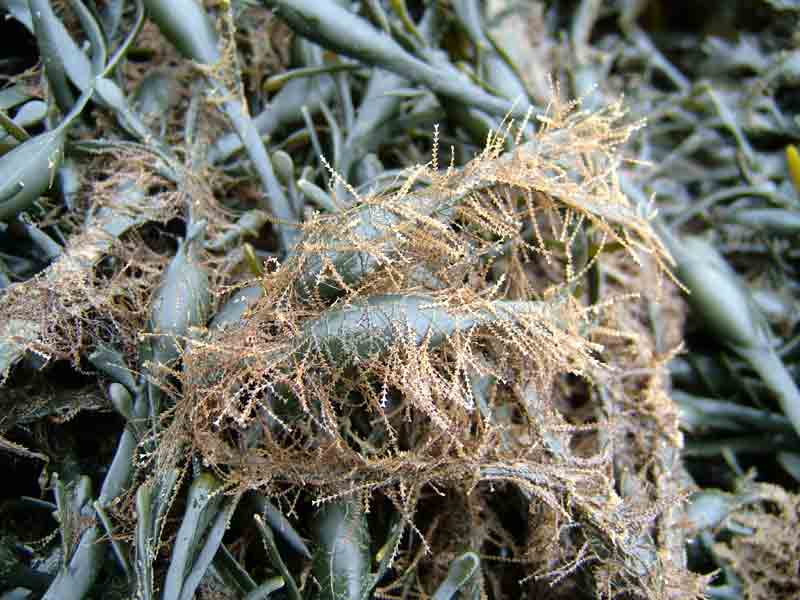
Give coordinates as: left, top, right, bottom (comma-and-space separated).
1, 1, 797, 599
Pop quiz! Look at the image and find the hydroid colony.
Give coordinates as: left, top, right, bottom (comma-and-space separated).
164, 99, 703, 597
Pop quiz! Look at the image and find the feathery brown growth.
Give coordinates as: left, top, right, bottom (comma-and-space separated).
0, 156, 176, 380
0, 130, 234, 383
159, 98, 696, 598
713, 484, 800, 600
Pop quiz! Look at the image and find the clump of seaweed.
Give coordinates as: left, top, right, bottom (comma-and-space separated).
152, 96, 696, 598
0, 1, 718, 597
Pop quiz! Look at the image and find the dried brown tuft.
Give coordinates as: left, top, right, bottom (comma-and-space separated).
156, 98, 695, 597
